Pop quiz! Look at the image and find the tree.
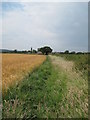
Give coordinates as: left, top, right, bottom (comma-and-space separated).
38, 46, 52, 55
14, 49, 17, 53
31, 47, 32, 53
64, 50, 69, 54
32, 49, 37, 53
77, 52, 83, 54
70, 51, 76, 54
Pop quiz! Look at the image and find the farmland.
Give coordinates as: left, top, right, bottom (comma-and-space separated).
54, 54, 88, 78
2, 54, 88, 118
2, 54, 46, 93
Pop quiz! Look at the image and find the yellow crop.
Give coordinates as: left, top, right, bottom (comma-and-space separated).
2, 54, 46, 92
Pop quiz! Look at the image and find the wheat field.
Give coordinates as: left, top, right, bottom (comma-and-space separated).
2, 54, 46, 92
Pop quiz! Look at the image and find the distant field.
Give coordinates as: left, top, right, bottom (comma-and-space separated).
2, 54, 46, 92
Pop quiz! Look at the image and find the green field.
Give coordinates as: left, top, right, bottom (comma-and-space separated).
2, 54, 88, 118
54, 54, 88, 75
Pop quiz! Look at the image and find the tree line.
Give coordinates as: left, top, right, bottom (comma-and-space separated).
1, 47, 89, 55
1, 46, 52, 55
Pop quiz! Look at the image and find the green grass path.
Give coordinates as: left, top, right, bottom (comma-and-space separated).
50, 55, 88, 118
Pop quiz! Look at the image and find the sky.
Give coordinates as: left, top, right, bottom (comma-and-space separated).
0, 2, 88, 52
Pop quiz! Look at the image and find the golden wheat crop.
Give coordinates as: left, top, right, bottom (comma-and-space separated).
2, 54, 46, 92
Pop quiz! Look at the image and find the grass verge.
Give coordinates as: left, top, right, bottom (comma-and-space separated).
54, 54, 88, 79
50, 55, 88, 118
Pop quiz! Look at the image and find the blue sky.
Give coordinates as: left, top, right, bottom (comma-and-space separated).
1, 2, 88, 52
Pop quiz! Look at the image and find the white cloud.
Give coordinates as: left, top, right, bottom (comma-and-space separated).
2, 0, 89, 2
2, 2, 88, 52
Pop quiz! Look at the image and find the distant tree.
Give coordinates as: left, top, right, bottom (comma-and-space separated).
14, 49, 17, 53
31, 47, 32, 53
60, 52, 64, 54
33, 50, 37, 53
70, 51, 76, 54
24, 50, 28, 53
38, 46, 52, 55
28, 50, 31, 52
64, 50, 69, 54
21, 50, 27, 53
77, 52, 83, 54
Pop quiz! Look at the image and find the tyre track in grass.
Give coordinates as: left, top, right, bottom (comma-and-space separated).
49, 55, 88, 118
